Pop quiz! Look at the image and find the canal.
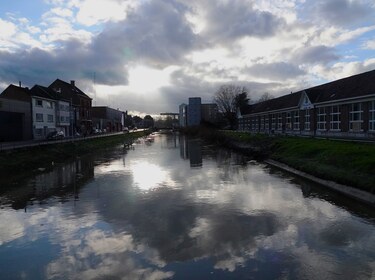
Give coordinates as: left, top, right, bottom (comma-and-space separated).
0, 133, 374, 279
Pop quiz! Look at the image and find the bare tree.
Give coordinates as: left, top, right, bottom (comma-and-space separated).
213, 84, 249, 129
257, 92, 274, 103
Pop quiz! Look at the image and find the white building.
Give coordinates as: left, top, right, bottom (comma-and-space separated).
30, 92, 57, 140
30, 85, 72, 139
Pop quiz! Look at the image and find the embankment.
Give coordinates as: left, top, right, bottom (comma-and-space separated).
182, 127, 375, 198
0, 131, 148, 176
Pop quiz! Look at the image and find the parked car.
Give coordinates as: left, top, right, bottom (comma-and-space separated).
123, 127, 129, 133
46, 131, 64, 140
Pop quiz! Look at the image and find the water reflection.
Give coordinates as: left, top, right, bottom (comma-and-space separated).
0, 158, 94, 210
0, 134, 374, 279
179, 137, 202, 168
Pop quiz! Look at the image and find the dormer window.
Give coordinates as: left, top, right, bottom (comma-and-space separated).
35, 99, 43, 107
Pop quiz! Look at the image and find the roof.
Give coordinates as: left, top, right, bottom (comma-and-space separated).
48, 79, 92, 101
244, 69, 375, 115
30, 85, 70, 102
246, 91, 302, 115
304, 69, 375, 104
0, 84, 31, 102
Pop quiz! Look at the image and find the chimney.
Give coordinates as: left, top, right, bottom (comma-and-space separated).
19, 81, 22, 87
71, 80, 75, 87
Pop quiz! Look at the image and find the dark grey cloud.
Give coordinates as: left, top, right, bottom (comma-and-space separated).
293, 45, 340, 65
198, 0, 285, 43
95, 0, 198, 68
0, 39, 127, 88
246, 62, 306, 81
307, 0, 374, 26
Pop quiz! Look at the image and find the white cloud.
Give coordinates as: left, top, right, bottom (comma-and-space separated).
310, 25, 375, 47
43, 7, 74, 19
73, 0, 137, 26
0, 18, 17, 38
311, 58, 375, 81
254, 0, 303, 23
362, 39, 375, 49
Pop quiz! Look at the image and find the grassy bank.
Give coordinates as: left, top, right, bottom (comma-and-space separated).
0, 131, 148, 175
222, 131, 375, 193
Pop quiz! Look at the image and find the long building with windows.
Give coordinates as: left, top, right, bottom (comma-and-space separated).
238, 69, 375, 140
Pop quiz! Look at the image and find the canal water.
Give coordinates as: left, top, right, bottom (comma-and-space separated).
0, 133, 374, 280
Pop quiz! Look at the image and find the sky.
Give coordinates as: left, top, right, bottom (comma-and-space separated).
1, 0, 375, 115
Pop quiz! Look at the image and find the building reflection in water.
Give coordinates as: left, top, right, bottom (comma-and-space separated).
0, 157, 94, 210
179, 136, 202, 168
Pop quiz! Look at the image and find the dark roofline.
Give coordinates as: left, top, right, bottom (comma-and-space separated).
32, 84, 71, 102
243, 69, 375, 115
51, 79, 93, 100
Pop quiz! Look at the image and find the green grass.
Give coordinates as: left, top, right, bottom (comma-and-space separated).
0, 131, 148, 176
220, 131, 375, 193
271, 137, 375, 192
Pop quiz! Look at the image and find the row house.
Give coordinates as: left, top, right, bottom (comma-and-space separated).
0, 79, 93, 141
238, 69, 375, 140
30, 85, 71, 139
49, 79, 92, 136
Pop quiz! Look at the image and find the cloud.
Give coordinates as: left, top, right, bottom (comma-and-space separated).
246, 62, 306, 81
311, 58, 375, 81
293, 45, 340, 65
1, 0, 375, 114
362, 38, 375, 49
73, 0, 137, 26
110, 0, 197, 67
197, 0, 286, 44
308, 0, 374, 26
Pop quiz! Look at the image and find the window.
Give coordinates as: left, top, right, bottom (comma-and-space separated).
45, 101, 53, 109
370, 101, 375, 131
349, 102, 363, 131
251, 118, 256, 131
47, 114, 54, 122
330, 106, 341, 131
305, 110, 310, 131
35, 99, 43, 107
293, 111, 299, 130
271, 114, 276, 130
277, 113, 282, 130
286, 112, 292, 130
265, 115, 269, 130
245, 118, 250, 130
260, 116, 265, 130
317, 107, 326, 130
60, 116, 64, 122
36, 113, 43, 122
254, 118, 259, 131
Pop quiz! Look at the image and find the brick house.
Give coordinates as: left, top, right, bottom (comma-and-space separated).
238, 69, 375, 140
49, 79, 92, 135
